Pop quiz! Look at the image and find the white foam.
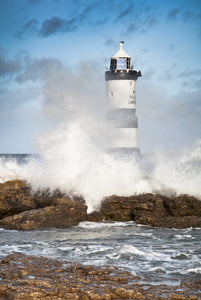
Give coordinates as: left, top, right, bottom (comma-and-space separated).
78, 221, 135, 229
108, 244, 169, 262
174, 234, 193, 240
119, 245, 145, 256
173, 266, 201, 276
0, 244, 20, 253
171, 252, 193, 259
186, 267, 201, 274
149, 266, 166, 273
114, 244, 171, 262
133, 232, 153, 237
58, 246, 74, 251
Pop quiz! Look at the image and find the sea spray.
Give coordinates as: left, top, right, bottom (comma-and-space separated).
0, 63, 200, 211
152, 140, 201, 198
0, 139, 201, 212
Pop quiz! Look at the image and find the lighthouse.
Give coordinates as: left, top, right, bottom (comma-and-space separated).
105, 41, 141, 156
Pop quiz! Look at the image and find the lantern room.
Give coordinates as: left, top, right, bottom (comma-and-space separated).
110, 41, 131, 71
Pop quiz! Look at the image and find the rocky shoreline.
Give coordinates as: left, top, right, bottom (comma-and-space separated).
0, 252, 200, 300
0, 180, 201, 299
0, 180, 201, 230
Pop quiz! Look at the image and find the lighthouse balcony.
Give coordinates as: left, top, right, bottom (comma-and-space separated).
105, 70, 141, 81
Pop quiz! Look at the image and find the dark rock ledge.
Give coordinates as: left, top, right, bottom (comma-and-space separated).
0, 180, 201, 230
0, 252, 200, 300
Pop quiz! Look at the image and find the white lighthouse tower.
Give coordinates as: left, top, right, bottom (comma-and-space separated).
105, 41, 141, 156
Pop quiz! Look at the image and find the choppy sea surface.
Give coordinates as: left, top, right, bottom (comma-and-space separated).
0, 222, 201, 285
0, 153, 201, 285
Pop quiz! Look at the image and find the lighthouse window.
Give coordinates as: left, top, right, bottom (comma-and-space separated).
127, 58, 131, 69
110, 59, 117, 71
117, 59, 127, 70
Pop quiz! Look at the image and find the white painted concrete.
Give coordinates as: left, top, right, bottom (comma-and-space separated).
107, 80, 136, 109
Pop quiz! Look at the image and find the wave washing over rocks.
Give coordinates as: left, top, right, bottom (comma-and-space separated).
0, 180, 201, 230
0, 139, 201, 213
0, 145, 201, 299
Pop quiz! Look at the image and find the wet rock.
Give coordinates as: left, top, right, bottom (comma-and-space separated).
0, 199, 87, 230
101, 194, 168, 222
101, 194, 201, 228
0, 180, 64, 219
85, 211, 102, 222
163, 195, 201, 217
0, 253, 200, 300
0, 180, 201, 230
0, 180, 36, 218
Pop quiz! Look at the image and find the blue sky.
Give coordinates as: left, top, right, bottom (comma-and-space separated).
0, 0, 201, 153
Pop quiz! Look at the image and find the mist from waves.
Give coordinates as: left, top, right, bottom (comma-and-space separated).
0, 63, 201, 212
0, 222, 201, 285
0, 138, 201, 212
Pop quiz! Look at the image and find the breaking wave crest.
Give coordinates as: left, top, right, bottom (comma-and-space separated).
0, 137, 201, 212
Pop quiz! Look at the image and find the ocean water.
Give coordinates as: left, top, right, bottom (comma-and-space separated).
0, 222, 201, 285
0, 151, 201, 285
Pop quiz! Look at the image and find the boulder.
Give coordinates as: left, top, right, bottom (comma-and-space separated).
0, 198, 87, 230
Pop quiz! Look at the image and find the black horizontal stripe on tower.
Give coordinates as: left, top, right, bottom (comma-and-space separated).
105, 70, 141, 81
108, 108, 138, 128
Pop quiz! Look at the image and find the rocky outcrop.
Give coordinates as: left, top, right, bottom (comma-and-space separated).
0, 180, 87, 230
0, 180, 36, 218
101, 194, 201, 228
0, 252, 200, 300
0, 180, 201, 230
0, 199, 87, 230
0, 180, 64, 218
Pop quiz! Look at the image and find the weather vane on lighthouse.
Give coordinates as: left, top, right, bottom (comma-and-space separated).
105, 41, 141, 157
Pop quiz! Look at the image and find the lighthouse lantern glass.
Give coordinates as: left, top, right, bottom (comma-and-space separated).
117, 59, 127, 70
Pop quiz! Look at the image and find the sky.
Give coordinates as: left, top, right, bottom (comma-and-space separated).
0, 0, 201, 154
